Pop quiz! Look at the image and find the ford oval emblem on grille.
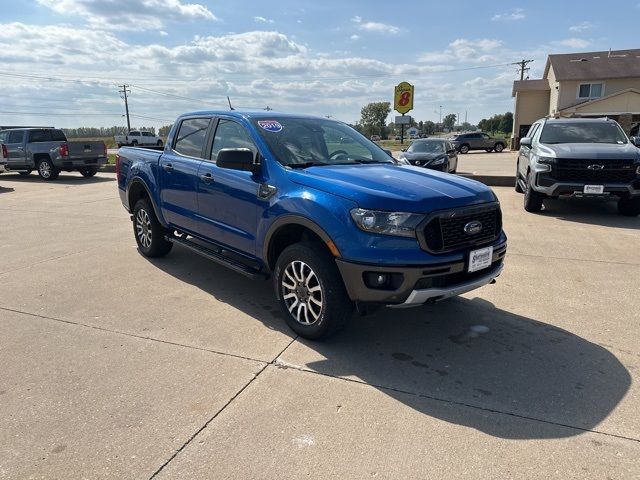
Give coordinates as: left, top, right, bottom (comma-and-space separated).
464, 221, 483, 235
587, 164, 604, 170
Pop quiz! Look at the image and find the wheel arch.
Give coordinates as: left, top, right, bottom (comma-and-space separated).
263, 216, 339, 271
127, 178, 166, 226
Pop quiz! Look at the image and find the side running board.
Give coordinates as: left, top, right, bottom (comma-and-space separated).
165, 234, 268, 280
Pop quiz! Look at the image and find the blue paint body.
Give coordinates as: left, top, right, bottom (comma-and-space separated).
117, 111, 506, 272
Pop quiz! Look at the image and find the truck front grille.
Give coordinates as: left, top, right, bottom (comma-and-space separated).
417, 202, 501, 254
550, 159, 637, 183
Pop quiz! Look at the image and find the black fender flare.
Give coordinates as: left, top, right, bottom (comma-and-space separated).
127, 178, 167, 227
262, 215, 339, 267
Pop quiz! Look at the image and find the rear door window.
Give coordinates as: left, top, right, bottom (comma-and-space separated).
173, 118, 211, 158
28, 129, 52, 142
8, 131, 24, 143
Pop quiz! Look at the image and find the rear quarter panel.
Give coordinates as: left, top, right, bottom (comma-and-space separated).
118, 147, 165, 222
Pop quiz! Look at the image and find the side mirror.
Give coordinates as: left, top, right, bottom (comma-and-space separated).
520, 137, 532, 148
401, 148, 407, 152
630, 136, 640, 147
217, 148, 259, 174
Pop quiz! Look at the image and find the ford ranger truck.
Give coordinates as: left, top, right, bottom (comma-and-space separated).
0, 128, 107, 180
117, 112, 507, 340
516, 117, 640, 215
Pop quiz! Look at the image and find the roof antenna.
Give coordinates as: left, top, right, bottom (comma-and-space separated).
227, 96, 235, 110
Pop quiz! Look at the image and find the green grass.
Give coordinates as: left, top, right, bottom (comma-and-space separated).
107, 153, 117, 164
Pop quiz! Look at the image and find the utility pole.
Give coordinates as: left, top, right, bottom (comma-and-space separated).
264, 105, 272, 111
119, 84, 131, 133
512, 59, 534, 80
439, 105, 442, 129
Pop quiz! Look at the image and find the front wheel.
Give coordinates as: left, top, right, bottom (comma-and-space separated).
494, 143, 505, 153
515, 161, 524, 193
274, 242, 353, 340
132, 199, 173, 257
524, 171, 545, 212
618, 197, 640, 216
459, 144, 469, 154
37, 158, 59, 180
79, 167, 98, 177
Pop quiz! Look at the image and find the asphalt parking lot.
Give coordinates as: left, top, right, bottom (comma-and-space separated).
1, 171, 639, 479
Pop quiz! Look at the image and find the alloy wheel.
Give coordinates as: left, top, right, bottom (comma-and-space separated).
281, 260, 323, 325
136, 208, 153, 249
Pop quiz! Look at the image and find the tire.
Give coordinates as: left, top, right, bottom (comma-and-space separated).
459, 144, 470, 154
494, 143, 505, 153
117, 143, 122, 148
274, 242, 353, 340
523, 170, 545, 212
515, 162, 524, 193
132, 140, 138, 147
19, 170, 32, 176
132, 199, 173, 257
617, 197, 640, 216
37, 158, 59, 181
79, 167, 98, 177
157, 140, 163, 147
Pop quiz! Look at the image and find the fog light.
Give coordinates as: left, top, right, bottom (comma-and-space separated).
363, 272, 403, 290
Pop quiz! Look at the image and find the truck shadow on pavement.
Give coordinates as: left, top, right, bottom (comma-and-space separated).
0, 173, 114, 185
539, 197, 639, 229
151, 248, 631, 440
0, 185, 15, 194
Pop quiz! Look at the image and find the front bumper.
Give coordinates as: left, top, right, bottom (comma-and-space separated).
533, 172, 640, 198
335, 242, 506, 306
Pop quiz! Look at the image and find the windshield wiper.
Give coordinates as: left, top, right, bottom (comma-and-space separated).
348, 159, 393, 164
285, 161, 330, 169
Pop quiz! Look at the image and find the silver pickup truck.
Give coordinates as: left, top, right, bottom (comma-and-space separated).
0, 128, 107, 180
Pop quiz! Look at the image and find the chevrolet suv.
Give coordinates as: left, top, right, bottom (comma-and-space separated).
516, 117, 640, 216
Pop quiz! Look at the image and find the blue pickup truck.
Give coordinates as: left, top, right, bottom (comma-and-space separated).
117, 111, 507, 339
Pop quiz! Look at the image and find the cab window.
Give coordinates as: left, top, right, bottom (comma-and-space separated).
210, 119, 257, 162
7, 131, 24, 144
173, 118, 211, 158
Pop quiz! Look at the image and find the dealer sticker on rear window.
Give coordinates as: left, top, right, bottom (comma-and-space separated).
258, 120, 283, 133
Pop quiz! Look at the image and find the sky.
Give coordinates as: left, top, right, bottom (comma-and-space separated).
0, 0, 638, 130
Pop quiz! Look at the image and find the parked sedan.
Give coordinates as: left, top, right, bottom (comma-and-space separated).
397, 138, 458, 173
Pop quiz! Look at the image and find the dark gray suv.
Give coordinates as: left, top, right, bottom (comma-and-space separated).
516, 117, 640, 216
449, 132, 506, 154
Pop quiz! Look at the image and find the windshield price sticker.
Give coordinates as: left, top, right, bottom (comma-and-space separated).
258, 120, 283, 133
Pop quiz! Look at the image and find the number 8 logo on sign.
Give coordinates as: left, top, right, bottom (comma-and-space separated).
394, 82, 414, 114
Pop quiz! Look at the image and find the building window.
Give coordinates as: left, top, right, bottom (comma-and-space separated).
578, 83, 603, 99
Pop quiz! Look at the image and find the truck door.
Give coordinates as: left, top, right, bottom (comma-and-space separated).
158, 117, 211, 233
195, 118, 260, 256
3, 130, 27, 168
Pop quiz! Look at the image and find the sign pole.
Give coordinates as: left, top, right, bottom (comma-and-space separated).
400, 124, 404, 144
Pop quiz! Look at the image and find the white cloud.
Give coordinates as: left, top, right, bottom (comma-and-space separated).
552, 38, 591, 49
254, 16, 274, 24
351, 15, 400, 34
350, 34, 360, 40
569, 21, 593, 32
491, 8, 525, 21
36, 0, 216, 31
418, 38, 503, 64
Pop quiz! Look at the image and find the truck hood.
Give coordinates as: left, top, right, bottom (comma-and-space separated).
287, 164, 496, 212
538, 142, 640, 159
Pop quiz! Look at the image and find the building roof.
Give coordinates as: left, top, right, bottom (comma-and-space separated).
512, 79, 550, 97
544, 48, 640, 81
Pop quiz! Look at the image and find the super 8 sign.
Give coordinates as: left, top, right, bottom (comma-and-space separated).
394, 82, 414, 114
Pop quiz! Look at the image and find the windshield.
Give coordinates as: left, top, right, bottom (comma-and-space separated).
251, 117, 394, 167
539, 122, 628, 144
409, 141, 445, 153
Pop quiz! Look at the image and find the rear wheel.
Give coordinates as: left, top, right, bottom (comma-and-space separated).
524, 170, 545, 212
494, 143, 505, 153
132, 199, 173, 257
37, 158, 59, 180
274, 242, 353, 340
157, 140, 163, 147
79, 167, 98, 177
459, 144, 470, 154
617, 197, 640, 216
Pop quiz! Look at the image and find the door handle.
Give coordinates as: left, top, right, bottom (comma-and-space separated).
17, 147, 24, 151
200, 173, 213, 184
162, 163, 173, 172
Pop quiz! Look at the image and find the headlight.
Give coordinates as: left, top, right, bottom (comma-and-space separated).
430, 156, 446, 165
350, 208, 424, 237
537, 157, 556, 165
534, 156, 555, 172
